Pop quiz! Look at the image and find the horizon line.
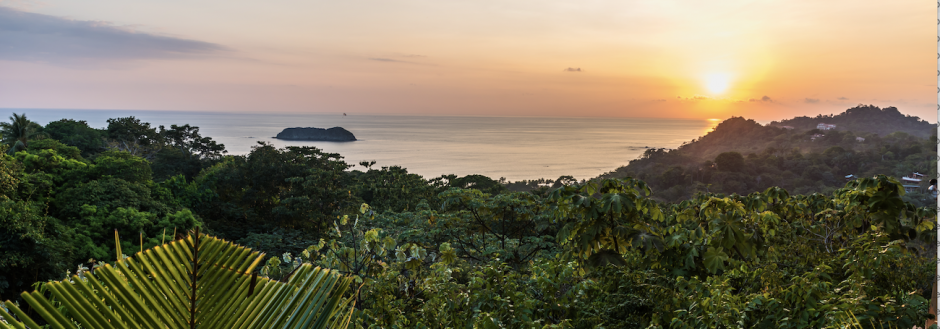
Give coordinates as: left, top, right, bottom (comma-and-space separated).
3, 106, 929, 124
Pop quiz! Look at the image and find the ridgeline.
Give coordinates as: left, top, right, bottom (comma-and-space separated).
595, 105, 937, 204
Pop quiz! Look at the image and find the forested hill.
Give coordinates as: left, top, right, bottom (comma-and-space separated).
599, 105, 938, 204
769, 104, 935, 138
673, 104, 935, 162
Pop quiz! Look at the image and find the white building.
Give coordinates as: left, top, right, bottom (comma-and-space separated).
901, 172, 925, 183
816, 123, 836, 130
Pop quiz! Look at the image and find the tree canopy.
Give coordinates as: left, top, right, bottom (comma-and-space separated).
0, 110, 934, 328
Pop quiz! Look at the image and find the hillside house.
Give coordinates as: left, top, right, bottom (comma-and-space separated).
811, 133, 825, 141
856, 137, 865, 142
817, 123, 836, 130
780, 126, 794, 130
901, 172, 926, 193
901, 172, 925, 183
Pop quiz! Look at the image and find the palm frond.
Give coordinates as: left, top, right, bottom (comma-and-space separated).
0, 229, 356, 329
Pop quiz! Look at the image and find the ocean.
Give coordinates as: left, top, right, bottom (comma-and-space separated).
6, 109, 719, 181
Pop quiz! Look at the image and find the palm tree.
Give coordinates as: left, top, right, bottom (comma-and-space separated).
0, 113, 40, 153
0, 229, 357, 329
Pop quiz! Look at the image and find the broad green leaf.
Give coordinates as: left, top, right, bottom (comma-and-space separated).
703, 247, 729, 274
0, 230, 356, 329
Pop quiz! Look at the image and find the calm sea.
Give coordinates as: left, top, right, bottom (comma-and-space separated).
6, 109, 718, 181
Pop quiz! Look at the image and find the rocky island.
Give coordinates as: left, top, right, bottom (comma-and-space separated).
274, 127, 357, 141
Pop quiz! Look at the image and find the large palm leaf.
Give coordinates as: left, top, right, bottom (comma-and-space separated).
0, 230, 356, 329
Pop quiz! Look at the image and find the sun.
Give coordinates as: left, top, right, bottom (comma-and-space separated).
704, 73, 731, 95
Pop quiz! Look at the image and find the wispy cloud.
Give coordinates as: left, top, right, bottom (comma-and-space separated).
675, 95, 711, 101
837, 96, 848, 100
366, 53, 434, 65
750, 96, 773, 102
0, 6, 227, 64
368, 58, 406, 63
804, 98, 819, 104
564, 67, 582, 72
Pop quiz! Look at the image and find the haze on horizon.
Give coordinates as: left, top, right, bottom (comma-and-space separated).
0, 0, 934, 122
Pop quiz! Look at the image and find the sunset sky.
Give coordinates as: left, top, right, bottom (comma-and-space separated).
0, 0, 934, 121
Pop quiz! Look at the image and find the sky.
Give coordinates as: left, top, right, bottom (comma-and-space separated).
0, 0, 934, 121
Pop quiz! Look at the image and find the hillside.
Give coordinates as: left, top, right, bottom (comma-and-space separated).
597, 105, 938, 204
769, 104, 935, 138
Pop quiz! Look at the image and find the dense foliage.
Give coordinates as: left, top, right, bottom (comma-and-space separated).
0, 108, 935, 328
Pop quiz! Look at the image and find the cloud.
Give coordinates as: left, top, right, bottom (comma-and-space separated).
837, 96, 849, 100
368, 58, 404, 62
564, 67, 582, 72
761, 95, 773, 102
675, 95, 710, 101
804, 98, 820, 104
0, 6, 227, 64
367, 56, 430, 64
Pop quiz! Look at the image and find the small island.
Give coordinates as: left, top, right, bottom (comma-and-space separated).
274, 127, 357, 141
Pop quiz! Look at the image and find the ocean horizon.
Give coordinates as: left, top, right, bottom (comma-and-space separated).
4, 108, 719, 181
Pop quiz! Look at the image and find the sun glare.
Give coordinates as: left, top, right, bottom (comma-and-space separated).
704, 73, 731, 95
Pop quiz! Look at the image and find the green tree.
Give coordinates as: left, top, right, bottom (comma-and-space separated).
91, 150, 154, 184
353, 163, 435, 213
159, 124, 226, 160
440, 174, 507, 195
152, 124, 227, 180
44, 119, 106, 157
0, 200, 74, 302
551, 178, 664, 269
106, 116, 161, 159
714, 151, 745, 172
194, 143, 357, 244
54, 177, 170, 222
26, 139, 82, 160
436, 188, 556, 267
0, 113, 42, 154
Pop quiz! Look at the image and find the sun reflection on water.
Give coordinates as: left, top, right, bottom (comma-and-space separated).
703, 118, 722, 135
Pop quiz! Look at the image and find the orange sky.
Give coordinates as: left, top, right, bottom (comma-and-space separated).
0, 0, 934, 121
